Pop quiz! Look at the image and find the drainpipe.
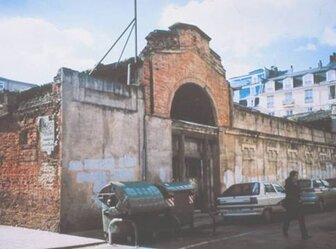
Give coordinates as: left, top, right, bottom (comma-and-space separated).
141, 57, 154, 181
142, 110, 148, 181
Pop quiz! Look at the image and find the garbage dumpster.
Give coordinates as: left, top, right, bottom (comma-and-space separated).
98, 181, 167, 243
156, 182, 195, 228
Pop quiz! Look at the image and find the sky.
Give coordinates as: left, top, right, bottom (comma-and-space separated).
1, 0, 336, 85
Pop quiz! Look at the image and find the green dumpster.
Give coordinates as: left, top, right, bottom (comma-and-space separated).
98, 181, 167, 242
156, 182, 195, 228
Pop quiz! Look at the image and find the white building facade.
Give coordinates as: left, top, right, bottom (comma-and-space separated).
230, 67, 287, 108
257, 54, 336, 117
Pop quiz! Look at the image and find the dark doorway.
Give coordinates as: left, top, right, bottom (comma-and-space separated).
170, 83, 216, 126
172, 134, 218, 212
171, 83, 219, 212
172, 133, 218, 211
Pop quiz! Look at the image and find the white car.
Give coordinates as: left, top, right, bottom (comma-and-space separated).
217, 182, 286, 222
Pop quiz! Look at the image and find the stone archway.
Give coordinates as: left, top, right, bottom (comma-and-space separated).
170, 83, 219, 212
170, 83, 217, 126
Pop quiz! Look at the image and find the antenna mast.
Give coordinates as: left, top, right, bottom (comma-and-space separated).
134, 0, 138, 64
89, 0, 138, 75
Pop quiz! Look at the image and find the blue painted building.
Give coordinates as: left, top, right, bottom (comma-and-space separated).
230, 67, 287, 108
0, 76, 38, 92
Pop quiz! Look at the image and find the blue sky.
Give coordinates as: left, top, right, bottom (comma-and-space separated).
1, 0, 336, 84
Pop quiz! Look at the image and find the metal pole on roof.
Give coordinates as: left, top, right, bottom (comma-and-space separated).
117, 22, 135, 64
134, 0, 138, 64
89, 18, 135, 75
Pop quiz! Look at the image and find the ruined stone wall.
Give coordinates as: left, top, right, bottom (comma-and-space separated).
59, 68, 144, 232
0, 84, 61, 231
139, 24, 231, 183
219, 105, 336, 191
140, 24, 230, 127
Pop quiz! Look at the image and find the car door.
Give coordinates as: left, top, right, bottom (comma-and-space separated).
321, 180, 336, 205
272, 183, 286, 212
263, 183, 278, 209
313, 179, 327, 204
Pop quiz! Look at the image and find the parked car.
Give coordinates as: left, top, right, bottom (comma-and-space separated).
217, 182, 285, 222
325, 178, 336, 188
298, 178, 336, 211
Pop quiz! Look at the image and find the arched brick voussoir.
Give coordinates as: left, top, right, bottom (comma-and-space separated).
168, 77, 219, 126
143, 50, 230, 127
140, 23, 231, 127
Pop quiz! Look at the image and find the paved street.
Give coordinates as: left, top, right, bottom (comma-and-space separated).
147, 209, 336, 249
1, 209, 335, 249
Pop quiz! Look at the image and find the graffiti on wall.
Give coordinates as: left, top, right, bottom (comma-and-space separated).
68, 155, 138, 207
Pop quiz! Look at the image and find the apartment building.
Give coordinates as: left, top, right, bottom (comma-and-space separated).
257, 54, 336, 117
230, 67, 287, 108
0, 76, 37, 92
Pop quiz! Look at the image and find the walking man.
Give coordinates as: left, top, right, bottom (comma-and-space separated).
282, 170, 312, 240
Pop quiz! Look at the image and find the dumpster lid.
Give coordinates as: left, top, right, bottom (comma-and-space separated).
159, 182, 194, 192
111, 181, 163, 199
98, 181, 167, 215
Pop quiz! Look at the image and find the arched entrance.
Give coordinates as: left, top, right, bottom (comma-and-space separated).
170, 83, 219, 212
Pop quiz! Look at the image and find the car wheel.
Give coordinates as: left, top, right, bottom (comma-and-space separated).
317, 198, 325, 212
262, 209, 272, 223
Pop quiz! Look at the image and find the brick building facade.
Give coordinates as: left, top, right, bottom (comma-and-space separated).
0, 84, 61, 231
0, 23, 336, 232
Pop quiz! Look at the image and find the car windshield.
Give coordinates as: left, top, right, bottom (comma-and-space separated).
298, 180, 311, 188
321, 180, 330, 188
221, 182, 260, 197
313, 180, 324, 188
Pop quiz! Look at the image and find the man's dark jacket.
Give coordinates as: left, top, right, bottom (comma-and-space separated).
283, 177, 302, 216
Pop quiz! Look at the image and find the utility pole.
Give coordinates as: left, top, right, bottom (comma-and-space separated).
134, 0, 138, 64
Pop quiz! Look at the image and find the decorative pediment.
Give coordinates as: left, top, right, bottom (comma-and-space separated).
287, 149, 298, 162
242, 144, 256, 160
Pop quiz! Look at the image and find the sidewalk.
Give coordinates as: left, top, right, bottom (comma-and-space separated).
0, 225, 140, 249
0, 213, 214, 249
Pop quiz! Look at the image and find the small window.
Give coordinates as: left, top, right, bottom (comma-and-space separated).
307, 107, 313, 112
330, 85, 335, 99
239, 100, 248, 106
283, 92, 293, 105
255, 97, 259, 106
286, 109, 293, 116
267, 95, 274, 108
303, 74, 314, 85
19, 130, 28, 145
0, 81, 4, 91
284, 78, 293, 89
264, 183, 276, 193
304, 89, 313, 103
